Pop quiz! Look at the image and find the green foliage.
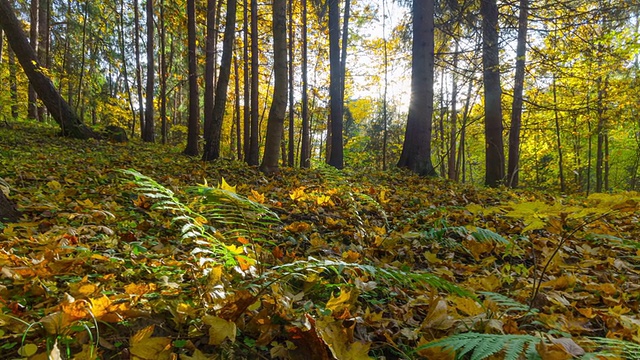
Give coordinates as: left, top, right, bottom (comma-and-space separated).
587, 337, 640, 358
478, 291, 537, 315
416, 332, 541, 360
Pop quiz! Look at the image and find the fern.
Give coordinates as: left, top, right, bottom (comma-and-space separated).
411, 225, 510, 248
587, 337, 640, 358
479, 291, 537, 315
121, 169, 279, 267
263, 258, 473, 298
416, 332, 541, 360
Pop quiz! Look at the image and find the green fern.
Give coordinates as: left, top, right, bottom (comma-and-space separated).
587, 337, 640, 358
416, 332, 541, 360
479, 291, 537, 315
264, 258, 473, 298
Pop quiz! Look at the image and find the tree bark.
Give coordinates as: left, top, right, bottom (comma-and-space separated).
328, 0, 343, 169
0, 0, 97, 139
133, 0, 144, 137
397, 0, 437, 176
203, 0, 237, 161
247, 0, 260, 165
242, 0, 251, 162
260, 0, 288, 174
184, 0, 200, 156
28, 0, 39, 120
203, 0, 218, 146
300, 0, 310, 168
159, 0, 168, 144
481, 0, 505, 187
143, 0, 155, 142
507, 0, 527, 188
287, 0, 295, 167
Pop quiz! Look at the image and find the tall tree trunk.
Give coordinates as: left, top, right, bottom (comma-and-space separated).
552, 75, 565, 192
328, 0, 343, 169
0, 0, 97, 138
0, 29, 4, 62
397, 0, 436, 176
448, 44, 459, 180
133, 0, 144, 137
184, 0, 199, 155
119, 0, 135, 131
247, 0, 260, 165
595, 76, 607, 192
300, 0, 310, 168
28, 0, 38, 120
234, 54, 242, 160
481, 0, 505, 187
75, 1, 89, 112
381, 0, 388, 170
143, 0, 155, 142
203, 0, 237, 161
507, 0, 527, 188
259, 0, 287, 174
287, 0, 295, 167
203, 0, 218, 142
242, 0, 250, 162
37, 0, 49, 120
9, 47, 18, 119
159, 0, 168, 145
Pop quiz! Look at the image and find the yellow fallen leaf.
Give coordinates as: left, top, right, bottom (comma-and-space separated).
326, 288, 358, 314
203, 315, 237, 345
218, 177, 236, 193
130, 325, 172, 360
17, 343, 38, 357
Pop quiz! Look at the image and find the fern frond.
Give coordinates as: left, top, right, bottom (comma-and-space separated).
587, 337, 640, 358
479, 291, 536, 314
266, 258, 473, 298
416, 333, 541, 360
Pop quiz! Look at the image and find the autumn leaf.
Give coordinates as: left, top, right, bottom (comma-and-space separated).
203, 315, 237, 345
130, 325, 172, 360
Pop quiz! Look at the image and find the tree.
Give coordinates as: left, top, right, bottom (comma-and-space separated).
260, 0, 288, 174
203, 0, 238, 161
183, 0, 199, 156
507, 0, 528, 188
28, 0, 39, 121
481, 0, 505, 187
0, 0, 97, 139
203, 0, 218, 145
143, 0, 155, 142
299, 0, 310, 168
397, 0, 437, 176
247, 0, 260, 165
328, 0, 344, 169
133, 0, 144, 137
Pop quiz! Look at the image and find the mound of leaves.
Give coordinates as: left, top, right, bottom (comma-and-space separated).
1, 122, 640, 359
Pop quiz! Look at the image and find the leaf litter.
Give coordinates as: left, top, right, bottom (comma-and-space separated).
0, 123, 639, 359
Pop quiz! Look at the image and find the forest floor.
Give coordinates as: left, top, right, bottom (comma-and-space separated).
1, 122, 639, 360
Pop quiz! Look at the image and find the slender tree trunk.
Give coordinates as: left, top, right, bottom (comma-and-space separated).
300, 0, 310, 168
595, 76, 607, 192
552, 75, 565, 192
159, 0, 168, 145
287, 0, 295, 167
1, 29, 4, 62
242, 0, 250, 162
9, 47, 18, 119
0, 0, 97, 138
75, 1, 89, 112
397, 0, 436, 176
184, 0, 199, 155
133, 0, 144, 137
382, 0, 388, 170
234, 54, 242, 160
507, 0, 527, 188
37, 0, 48, 120
247, 0, 260, 165
143, 0, 155, 142
203, 0, 218, 142
481, 0, 505, 187
203, 0, 237, 161
119, 0, 135, 131
448, 45, 459, 180
328, 0, 343, 169
28, 0, 38, 120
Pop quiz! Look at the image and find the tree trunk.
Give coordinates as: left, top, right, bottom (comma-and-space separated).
481, 0, 505, 187
287, 0, 295, 167
448, 44, 459, 181
203, 0, 218, 145
37, 0, 49, 120
203, 0, 237, 161
28, 0, 38, 120
552, 76, 565, 192
184, 0, 199, 156
247, 0, 260, 165
234, 54, 242, 160
259, 0, 287, 175
260, 53, 288, 169
397, 0, 437, 176
507, 0, 527, 188
133, 0, 144, 137
242, 0, 251, 162
300, 0, 310, 168
159, 0, 168, 145
0, 0, 97, 139
328, 0, 343, 169
143, 0, 155, 142
9, 47, 18, 119
118, 0, 135, 132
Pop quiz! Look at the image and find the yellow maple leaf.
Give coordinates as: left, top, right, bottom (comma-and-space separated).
326, 287, 358, 314
316, 316, 372, 360
290, 187, 307, 201
218, 177, 236, 193
203, 315, 237, 345
130, 325, 172, 360
249, 189, 266, 203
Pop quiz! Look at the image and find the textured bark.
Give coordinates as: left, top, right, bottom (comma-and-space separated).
397, 0, 437, 176
203, 0, 217, 145
260, 0, 288, 174
184, 0, 199, 156
299, 0, 310, 168
242, 0, 251, 162
507, 0, 528, 188
247, 0, 260, 165
142, 0, 155, 142
203, 0, 237, 161
328, 0, 343, 169
28, 0, 38, 120
0, 0, 97, 139
287, 0, 295, 167
481, 0, 505, 187
133, 0, 144, 136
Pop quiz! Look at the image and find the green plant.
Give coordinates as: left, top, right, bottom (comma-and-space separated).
416, 332, 541, 360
